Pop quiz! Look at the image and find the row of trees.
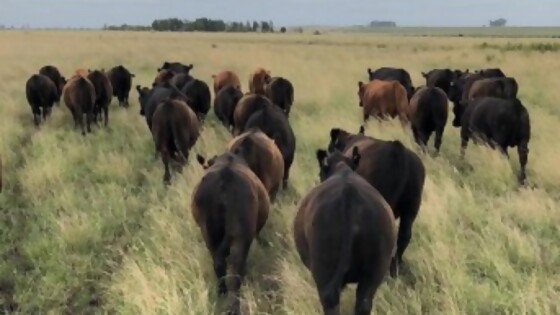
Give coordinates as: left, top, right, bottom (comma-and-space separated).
104, 18, 278, 33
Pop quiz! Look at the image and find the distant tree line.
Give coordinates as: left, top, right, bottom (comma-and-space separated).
489, 18, 507, 27
104, 18, 277, 33
369, 20, 397, 28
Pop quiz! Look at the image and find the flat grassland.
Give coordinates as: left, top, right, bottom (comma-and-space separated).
0, 31, 559, 315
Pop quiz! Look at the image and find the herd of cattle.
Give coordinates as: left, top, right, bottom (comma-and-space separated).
14, 61, 532, 315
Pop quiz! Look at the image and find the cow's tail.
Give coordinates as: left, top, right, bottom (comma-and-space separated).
320, 184, 357, 306
206, 167, 234, 262
169, 104, 191, 162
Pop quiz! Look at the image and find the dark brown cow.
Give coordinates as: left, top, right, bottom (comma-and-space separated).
87, 69, 113, 126
232, 93, 273, 136
294, 147, 396, 315
248, 67, 271, 95
212, 70, 242, 95
63, 75, 96, 135
151, 99, 201, 184
468, 77, 518, 101
264, 76, 295, 116
453, 97, 531, 185
408, 86, 449, 152
107, 65, 135, 107
193, 152, 270, 315
170, 73, 194, 91
243, 104, 296, 189
25, 74, 58, 126
358, 80, 408, 124
214, 85, 244, 131
39, 65, 66, 104
227, 129, 284, 201
328, 127, 425, 277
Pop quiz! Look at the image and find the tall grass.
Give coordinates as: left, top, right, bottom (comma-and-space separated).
0, 31, 559, 315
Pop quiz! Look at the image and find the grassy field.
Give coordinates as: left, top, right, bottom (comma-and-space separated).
339, 26, 560, 38
0, 31, 559, 315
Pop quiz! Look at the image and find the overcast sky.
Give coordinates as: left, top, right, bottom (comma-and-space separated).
1, 0, 559, 28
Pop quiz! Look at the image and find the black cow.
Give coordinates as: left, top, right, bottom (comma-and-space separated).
475, 68, 506, 78
87, 69, 113, 126
452, 97, 531, 185
25, 74, 58, 126
158, 62, 193, 74
171, 73, 194, 91
107, 65, 135, 107
408, 86, 449, 152
421, 68, 466, 95
136, 82, 191, 131
38, 65, 66, 104
367, 67, 415, 100
214, 85, 244, 131
243, 104, 296, 189
328, 127, 425, 277
181, 78, 211, 121
264, 76, 295, 116
294, 148, 396, 315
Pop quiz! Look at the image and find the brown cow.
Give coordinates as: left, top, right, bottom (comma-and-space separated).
248, 67, 271, 95
232, 93, 273, 136
87, 69, 113, 126
214, 85, 244, 131
74, 68, 90, 78
408, 86, 449, 152
294, 147, 396, 315
227, 129, 285, 201
63, 75, 96, 135
328, 126, 425, 277
358, 80, 408, 124
153, 69, 176, 87
212, 70, 241, 94
193, 151, 270, 315
151, 99, 201, 184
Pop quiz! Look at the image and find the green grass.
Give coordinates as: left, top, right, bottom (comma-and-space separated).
0, 31, 559, 315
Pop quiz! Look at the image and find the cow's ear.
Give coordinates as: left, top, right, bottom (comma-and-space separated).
358, 125, 365, 135
130, 73, 136, 78
330, 128, 341, 143
136, 85, 142, 94
358, 81, 364, 88
421, 72, 427, 78
188, 64, 194, 69
351, 146, 361, 168
196, 154, 206, 166
316, 149, 328, 168
367, 68, 372, 74
157, 68, 162, 72
163, 62, 170, 68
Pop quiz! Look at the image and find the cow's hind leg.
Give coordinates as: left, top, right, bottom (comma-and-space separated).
161, 149, 172, 185
354, 276, 383, 315
227, 239, 252, 315
390, 190, 421, 278
434, 126, 445, 154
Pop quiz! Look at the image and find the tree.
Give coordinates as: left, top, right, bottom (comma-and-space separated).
252, 21, 259, 32
489, 18, 507, 27
280, 26, 286, 33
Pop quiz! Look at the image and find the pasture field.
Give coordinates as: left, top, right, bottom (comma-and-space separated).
340, 26, 560, 38
0, 31, 559, 315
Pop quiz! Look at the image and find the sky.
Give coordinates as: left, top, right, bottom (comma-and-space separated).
1, 0, 559, 28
